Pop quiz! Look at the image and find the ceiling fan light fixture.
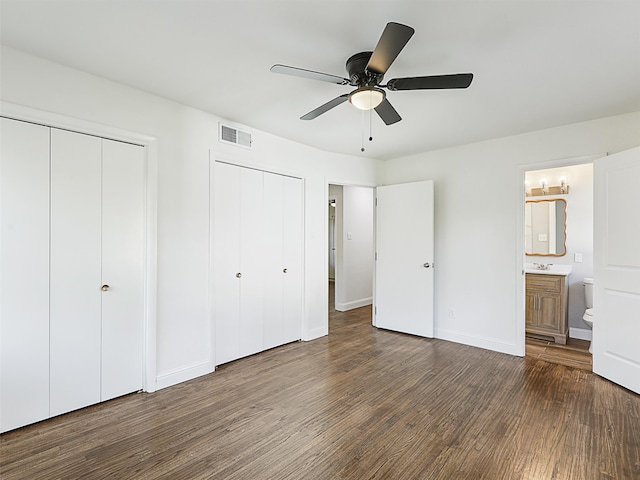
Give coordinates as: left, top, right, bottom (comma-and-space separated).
349, 87, 385, 110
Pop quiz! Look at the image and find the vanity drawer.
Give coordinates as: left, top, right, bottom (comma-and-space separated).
526, 274, 562, 294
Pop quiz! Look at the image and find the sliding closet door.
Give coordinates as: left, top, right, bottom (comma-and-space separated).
50, 129, 102, 416
0, 118, 51, 432
101, 140, 145, 401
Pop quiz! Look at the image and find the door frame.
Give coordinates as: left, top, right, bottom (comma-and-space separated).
516, 152, 605, 357
324, 178, 376, 330
0, 101, 159, 393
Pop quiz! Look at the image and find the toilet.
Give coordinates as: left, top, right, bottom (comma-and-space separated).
583, 277, 594, 353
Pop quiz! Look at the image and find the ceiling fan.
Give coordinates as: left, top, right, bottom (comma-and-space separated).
271, 22, 473, 125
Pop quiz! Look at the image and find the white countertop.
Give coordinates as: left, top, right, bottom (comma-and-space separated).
525, 263, 572, 276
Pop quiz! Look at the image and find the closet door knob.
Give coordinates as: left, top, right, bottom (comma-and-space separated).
236, 273, 242, 278
101, 285, 110, 291
283, 268, 288, 273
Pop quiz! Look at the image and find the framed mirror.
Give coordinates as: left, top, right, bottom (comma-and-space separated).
525, 198, 567, 256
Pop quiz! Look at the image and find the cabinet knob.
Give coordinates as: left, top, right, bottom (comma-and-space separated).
283, 268, 288, 273
236, 273, 242, 278
101, 285, 110, 291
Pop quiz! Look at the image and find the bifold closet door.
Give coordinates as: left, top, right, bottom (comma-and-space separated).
50, 129, 103, 416
101, 140, 144, 401
214, 163, 265, 364
0, 118, 51, 432
214, 162, 242, 365
50, 129, 144, 416
281, 175, 303, 343
263, 173, 303, 349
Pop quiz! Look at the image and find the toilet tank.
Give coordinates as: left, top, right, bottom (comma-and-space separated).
583, 277, 594, 309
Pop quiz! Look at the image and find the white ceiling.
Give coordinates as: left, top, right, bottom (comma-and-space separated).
1, 0, 639, 160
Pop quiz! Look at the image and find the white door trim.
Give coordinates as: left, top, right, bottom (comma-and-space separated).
0, 101, 159, 393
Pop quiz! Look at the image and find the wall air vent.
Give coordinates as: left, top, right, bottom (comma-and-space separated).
219, 123, 252, 149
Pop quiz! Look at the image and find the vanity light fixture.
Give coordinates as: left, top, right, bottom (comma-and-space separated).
559, 176, 567, 194
527, 176, 570, 196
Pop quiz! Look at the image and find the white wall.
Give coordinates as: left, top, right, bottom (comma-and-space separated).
526, 163, 594, 335
1, 46, 379, 390
379, 112, 640, 355
337, 186, 374, 311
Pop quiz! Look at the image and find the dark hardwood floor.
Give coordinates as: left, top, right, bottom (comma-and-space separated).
526, 336, 592, 371
2, 290, 638, 479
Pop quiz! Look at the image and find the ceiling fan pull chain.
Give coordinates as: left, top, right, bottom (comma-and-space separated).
361, 110, 366, 152
369, 108, 373, 142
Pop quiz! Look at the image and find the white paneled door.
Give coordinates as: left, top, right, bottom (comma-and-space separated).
593, 147, 640, 394
0, 118, 51, 432
375, 181, 434, 337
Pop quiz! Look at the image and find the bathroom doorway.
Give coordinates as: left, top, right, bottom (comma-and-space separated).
521, 158, 598, 369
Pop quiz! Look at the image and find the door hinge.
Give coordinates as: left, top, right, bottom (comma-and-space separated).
375, 252, 378, 260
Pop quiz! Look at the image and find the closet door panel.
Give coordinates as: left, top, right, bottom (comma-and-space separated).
101, 140, 145, 401
263, 173, 284, 350
239, 168, 264, 358
282, 176, 303, 342
214, 162, 241, 365
0, 118, 51, 432
50, 129, 102, 416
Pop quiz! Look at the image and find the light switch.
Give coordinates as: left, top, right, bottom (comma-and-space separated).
538, 233, 547, 242
575, 253, 583, 263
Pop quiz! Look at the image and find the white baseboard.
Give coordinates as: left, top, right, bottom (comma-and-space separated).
436, 329, 522, 356
569, 327, 592, 341
335, 297, 372, 312
154, 360, 214, 391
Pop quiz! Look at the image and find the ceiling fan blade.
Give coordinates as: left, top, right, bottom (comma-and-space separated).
366, 22, 415, 75
386, 73, 474, 91
271, 64, 350, 85
300, 94, 350, 120
374, 99, 402, 125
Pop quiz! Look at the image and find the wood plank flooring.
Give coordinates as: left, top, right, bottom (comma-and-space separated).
526, 336, 592, 371
2, 300, 639, 479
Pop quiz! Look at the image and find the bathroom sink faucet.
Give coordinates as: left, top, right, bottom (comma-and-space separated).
533, 263, 552, 270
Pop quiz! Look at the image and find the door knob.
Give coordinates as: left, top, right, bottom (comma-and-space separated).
101, 285, 110, 291
236, 273, 242, 278
423, 263, 430, 269
283, 268, 288, 273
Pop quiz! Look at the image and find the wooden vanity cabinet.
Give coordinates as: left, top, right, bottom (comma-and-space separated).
525, 273, 569, 344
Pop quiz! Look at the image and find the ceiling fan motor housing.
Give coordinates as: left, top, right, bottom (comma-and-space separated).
346, 52, 384, 86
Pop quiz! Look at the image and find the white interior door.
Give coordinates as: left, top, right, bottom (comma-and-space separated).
50, 128, 102, 416
101, 139, 145, 401
263, 172, 285, 350
213, 162, 242, 365
239, 167, 265, 358
593, 147, 640, 394
0, 118, 51, 432
375, 181, 434, 337
282, 175, 303, 343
